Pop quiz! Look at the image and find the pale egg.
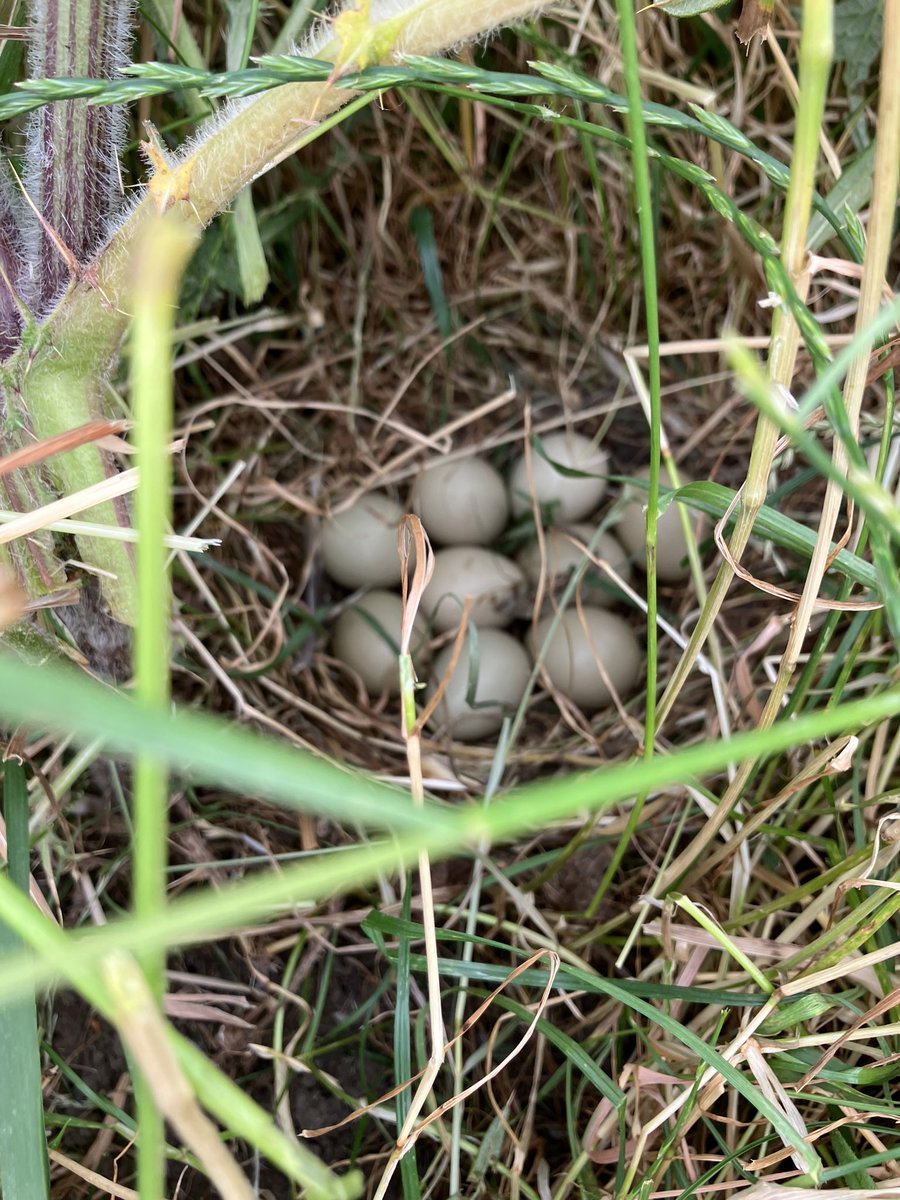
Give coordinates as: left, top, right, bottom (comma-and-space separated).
517, 525, 633, 606
331, 590, 429, 695
320, 491, 403, 589
616, 466, 697, 582
428, 628, 531, 741
412, 456, 508, 545
530, 608, 641, 711
421, 546, 525, 633
509, 431, 609, 522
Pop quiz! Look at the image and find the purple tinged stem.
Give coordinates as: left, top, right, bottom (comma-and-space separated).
24, 0, 133, 315
0, 164, 23, 361
0, 0, 135, 614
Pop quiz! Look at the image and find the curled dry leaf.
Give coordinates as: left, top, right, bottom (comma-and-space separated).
713, 484, 881, 612
398, 513, 434, 657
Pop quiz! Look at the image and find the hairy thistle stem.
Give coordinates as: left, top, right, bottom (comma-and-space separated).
3, 0, 554, 625
24, 0, 133, 314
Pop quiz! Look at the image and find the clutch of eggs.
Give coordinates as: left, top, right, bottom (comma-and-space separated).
321, 443, 647, 734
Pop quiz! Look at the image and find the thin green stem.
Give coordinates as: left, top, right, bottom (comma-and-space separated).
585, 0, 659, 922
636, 1, 836, 913
0, 759, 48, 1200
130, 212, 199, 1199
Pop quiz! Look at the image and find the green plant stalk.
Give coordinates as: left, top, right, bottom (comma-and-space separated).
130, 212, 199, 1200
0, 160, 22, 356
2, 0, 559, 625
132, 213, 197, 981
1, 159, 63, 602
585, 0, 660, 922
23, 0, 132, 313
138, 54, 286, 397
672, 894, 772, 994
771, 0, 900, 653
0, 759, 48, 1200
636, 0, 837, 909
783, 361, 897, 719
654, 0, 835, 734
727, 344, 900, 548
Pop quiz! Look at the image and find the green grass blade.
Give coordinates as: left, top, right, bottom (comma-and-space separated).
495, 980, 818, 1178
0, 759, 49, 1200
394, 879, 419, 1200
0, 650, 899, 855
410, 204, 453, 342
595, 0, 663, 930
0, 677, 897, 1010
172, 1035, 364, 1200
637, 479, 881, 592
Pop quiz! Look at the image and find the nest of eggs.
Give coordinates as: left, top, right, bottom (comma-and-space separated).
320, 432, 695, 764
